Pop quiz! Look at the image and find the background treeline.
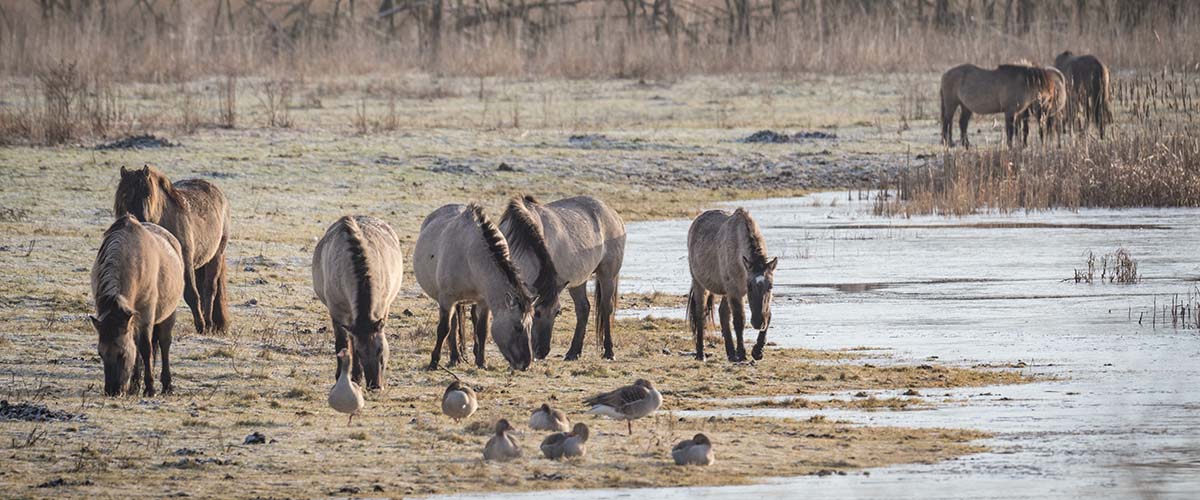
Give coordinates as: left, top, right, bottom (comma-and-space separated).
0, 0, 1195, 81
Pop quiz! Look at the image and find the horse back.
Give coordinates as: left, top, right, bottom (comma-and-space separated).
313, 216, 404, 324
413, 205, 482, 305
687, 210, 740, 295
538, 196, 626, 284
92, 218, 184, 325
164, 178, 230, 267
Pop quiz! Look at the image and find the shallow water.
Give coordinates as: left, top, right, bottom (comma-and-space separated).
452, 193, 1200, 499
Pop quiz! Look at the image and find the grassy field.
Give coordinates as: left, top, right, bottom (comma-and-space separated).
0, 74, 1034, 497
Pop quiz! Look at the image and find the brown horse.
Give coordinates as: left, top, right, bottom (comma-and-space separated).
940, 64, 1058, 148
312, 215, 404, 390
90, 215, 184, 397
1054, 51, 1112, 139
687, 208, 777, 362
114, 165, 231, 335
1016, 66, 1068, 146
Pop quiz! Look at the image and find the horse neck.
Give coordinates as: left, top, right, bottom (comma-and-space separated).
733, 212, 766, 267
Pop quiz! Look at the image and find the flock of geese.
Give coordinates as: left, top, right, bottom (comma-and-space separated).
327, 358, 712, 465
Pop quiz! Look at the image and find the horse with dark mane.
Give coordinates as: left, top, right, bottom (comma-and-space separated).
1054, 51, 1112, 139
114, 165, 231, 334
414, 203, 534, 370
312, 215, 404, 390
500, 195, 626, 360
940, 63, 1059, 147
90, 215, 184, 396
687, 208, 777, 362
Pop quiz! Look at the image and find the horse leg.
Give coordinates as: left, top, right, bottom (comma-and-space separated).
427, 306, 451, 370
333, 317, 348, 380
207, 235, 230, 334
705, 293, 716, 328
959, 108, 972, 149
718, 296, 736, 361
1020, 111, 1031, 146
597, 273, 618, 360
730, 296, 747, 362
456, 303, 469, 362
688, 281, 708, 361
1005, 112, 1016, 148
446, 305, 462, 367
155, 313, 175, 395
138, 323, 155, 397
473, 305, 490, 368
564, 285, 590, 361
181, 249, 206, 334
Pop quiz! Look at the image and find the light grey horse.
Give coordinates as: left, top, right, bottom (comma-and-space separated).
687, 208, 777, 362
500, 195, 626, 360
312, 215, 404, 390
414, 204, 534, 370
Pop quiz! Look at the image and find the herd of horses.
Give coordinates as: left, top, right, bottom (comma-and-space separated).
941, 51, 1111, 148
87, 52, 1110, 398
90, 166, 777, 396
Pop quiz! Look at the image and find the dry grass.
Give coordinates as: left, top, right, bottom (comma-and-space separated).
1073, 248, 1139, 284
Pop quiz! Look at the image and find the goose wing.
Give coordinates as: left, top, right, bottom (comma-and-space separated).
585, 384, 650, 410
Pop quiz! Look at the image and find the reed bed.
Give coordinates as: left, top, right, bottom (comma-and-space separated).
1073, 248, 1139, 284
1135, 287, 1200, 330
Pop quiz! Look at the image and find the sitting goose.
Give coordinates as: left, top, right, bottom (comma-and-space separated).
441, 380, 478, 422
328, 348, 365, 425
529, 403, 570, 432
672, 433, 715, 466
584, 378, 662, 435
540, 422, 589, 460
483, 419, 522, 461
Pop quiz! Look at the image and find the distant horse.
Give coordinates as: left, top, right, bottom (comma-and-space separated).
90, 215, 184, 397
1054, 51, 1112, 139
500, 195, 626, 360
940, 64, 1058, 147
687, 208, 778, 362
1016, 66, 1068, 146
114, 165, 231, 334
414, 204, 534, 370
312, 215, 404, 390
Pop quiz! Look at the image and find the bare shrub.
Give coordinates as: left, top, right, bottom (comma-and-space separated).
39, 60, 82, 145
257, 79, 293, 128
176, 83, 202, 134
218, 74, 237, 129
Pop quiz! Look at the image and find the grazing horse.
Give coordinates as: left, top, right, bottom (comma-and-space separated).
114, 165, 231, 334
414, 204, 534, 370
1016, 66, 1068, 146
500, 195, 626, 360
1054, 51, 1112, 139
687, 208, 777, 362
940, 64, 1058, 147
90, 215, 184, 397
312, 216, 404, 390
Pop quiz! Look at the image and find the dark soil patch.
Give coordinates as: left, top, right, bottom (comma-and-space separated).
94, 134, 177, 150
0, 400, 86, 422
741, 130, 837, 143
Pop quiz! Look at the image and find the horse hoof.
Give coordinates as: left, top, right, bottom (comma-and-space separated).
751, 349, 764, 361
563, 353, 580, 361
695, 353, 707, 362
144, 388, 155, 398
426, 362, 440, 371
602, 352, 615, 361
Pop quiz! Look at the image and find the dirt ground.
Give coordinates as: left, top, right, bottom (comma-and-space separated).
0, 74, 1029, 497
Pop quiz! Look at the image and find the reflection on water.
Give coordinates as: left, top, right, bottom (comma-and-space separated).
447, 192, 1200, 500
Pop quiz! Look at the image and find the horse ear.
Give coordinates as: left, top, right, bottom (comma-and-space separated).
767, 257, 778, 272
742, 256, 752, 271
89, 315, 102, 331
372, 317, 385, 332
141, 165, 150, 175
120, 166, 129, 177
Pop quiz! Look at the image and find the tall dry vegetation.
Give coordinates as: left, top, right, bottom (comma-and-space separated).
0, 1, 1196, 82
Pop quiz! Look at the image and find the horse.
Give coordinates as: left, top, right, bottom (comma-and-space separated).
114, 165, 231, 335
940, 64, 1058, 148
413, 203, 534, 371
312, 215, 404, 390
686, 208, 777, 362
500, 195, 626, 360
1016, 66, 1068, 146
90, 215, 184, 397
1054, 51, 1112, 139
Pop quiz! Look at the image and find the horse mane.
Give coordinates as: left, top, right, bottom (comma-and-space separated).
94, 215, 140, 315
114, 165, 188, 220
467, 204, 529, 301
998, 64, 1053, 96
500, 197, 559, 305
338, 216, 376, 332
732, 208, 769, 270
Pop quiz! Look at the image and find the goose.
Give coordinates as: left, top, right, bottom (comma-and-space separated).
441, 380, 478, 422
328, 348, 365, 425
529, 403, 570, 432
584, 378, 662, 435
483, 419, 522, 461
540, 422, 589, 460
672, 433, 715, 466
